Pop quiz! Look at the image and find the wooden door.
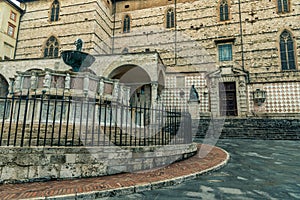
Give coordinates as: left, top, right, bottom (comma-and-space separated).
219, 82, 237, 116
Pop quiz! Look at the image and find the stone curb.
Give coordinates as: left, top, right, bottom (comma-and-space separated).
23, 146, 230, 200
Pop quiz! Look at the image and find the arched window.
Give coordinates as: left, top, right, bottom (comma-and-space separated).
44, 36, 59, 58
0, 75, 8, 97
220, 0, 229, 21
279, 30, 296, 70
123, 15, 130, 33
277, 0, 290, 13
166, 9, 175, 28
50, 0, 60, 22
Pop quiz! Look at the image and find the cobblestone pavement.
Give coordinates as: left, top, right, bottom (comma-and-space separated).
108, 139, 300, 200
0, 144, 228, 199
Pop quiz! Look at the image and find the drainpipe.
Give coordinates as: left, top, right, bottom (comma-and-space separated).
174, 0, 177, 66
112, 0, 116, 54
238, 0, 249, 83
238, 0, 245, 71
13, 0, 26, 60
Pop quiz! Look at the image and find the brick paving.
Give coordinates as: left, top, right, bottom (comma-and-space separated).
0, 144, 229, 199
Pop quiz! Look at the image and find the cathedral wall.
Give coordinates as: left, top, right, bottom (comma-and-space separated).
15, 0, 113, 59
113, 0, 300, 116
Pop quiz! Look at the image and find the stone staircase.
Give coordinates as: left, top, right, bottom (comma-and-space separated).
0, 122, 181, 147
193, 118, 300, 140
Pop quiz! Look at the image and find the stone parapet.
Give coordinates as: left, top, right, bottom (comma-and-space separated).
0, 143, 197, 184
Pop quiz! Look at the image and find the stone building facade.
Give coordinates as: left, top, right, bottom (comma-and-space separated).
0, 0, 23, 60
1, 0, 300, 119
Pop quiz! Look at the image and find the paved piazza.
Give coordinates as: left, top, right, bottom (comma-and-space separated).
108, 139, 300, 200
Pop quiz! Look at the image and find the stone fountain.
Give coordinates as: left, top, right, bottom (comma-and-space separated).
61, 39, 95, 72
11, 39, 130, 102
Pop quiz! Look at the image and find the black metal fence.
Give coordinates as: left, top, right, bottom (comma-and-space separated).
0, 94, 192, 147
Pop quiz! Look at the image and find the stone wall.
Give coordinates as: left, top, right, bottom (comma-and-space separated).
15, 0, 113, 59
114, 0, 300, 72
113, 0, 300, 114
193, 118, 300, 140
0, 143, 197, 184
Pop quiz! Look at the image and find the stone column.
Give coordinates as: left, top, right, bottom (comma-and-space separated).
151, 82, 158, 105
113, 81, 119, 100
83, 74, 89, 96
209, 79, 219, 118
188, 85, 200, 119
64, 73, 70, 90
8, 78, 14, 95
14, 74, 21, 93
98, 78, 104, 97
119, 84, 124, 102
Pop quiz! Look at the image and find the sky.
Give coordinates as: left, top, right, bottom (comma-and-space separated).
11, 0, 20, 6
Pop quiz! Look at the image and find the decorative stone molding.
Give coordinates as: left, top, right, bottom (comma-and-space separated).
207, 65, 249, 117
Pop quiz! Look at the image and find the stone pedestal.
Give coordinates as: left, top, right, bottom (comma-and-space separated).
188, 100, 200, 119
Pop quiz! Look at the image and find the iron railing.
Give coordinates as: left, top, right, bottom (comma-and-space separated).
0, 94, 192, 147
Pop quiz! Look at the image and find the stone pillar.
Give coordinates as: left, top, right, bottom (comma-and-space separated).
8, 78, 14, 95
188, 100, 200, 119
119, 84, 124, 102
113, 81, 119, 100
209, 79, 218, 118
124, 86, 130, 106
188, 85, 200, 119
238, 76, 247, 116
151, 82, 158, 105
83, 74, 89, 96
64, 73, 70, 90
14, 74, 21, 93
98, 78, 104, 96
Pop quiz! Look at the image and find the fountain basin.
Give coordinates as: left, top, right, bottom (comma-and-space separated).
61, 50, 95, 72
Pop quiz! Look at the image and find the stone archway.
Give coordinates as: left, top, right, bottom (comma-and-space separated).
102, 53, 166, 106
108, 65, 153, 107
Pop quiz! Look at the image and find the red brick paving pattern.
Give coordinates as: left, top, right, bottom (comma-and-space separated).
0, 144, 228, 199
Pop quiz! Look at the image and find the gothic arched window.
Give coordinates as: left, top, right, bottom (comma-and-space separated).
166, 9, 175, 28
44, 36, 59, 58
277, 0, 290, 13
279, 30, 296, 70
220, 0, 229, 21
123, 15, 130, 33
50, 0, 60, 22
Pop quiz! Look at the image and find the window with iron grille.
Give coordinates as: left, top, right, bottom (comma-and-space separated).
280, 30, 296, 70
218, 44, 232, 61
50, 0, 60, 22
44, 36, 59, 58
